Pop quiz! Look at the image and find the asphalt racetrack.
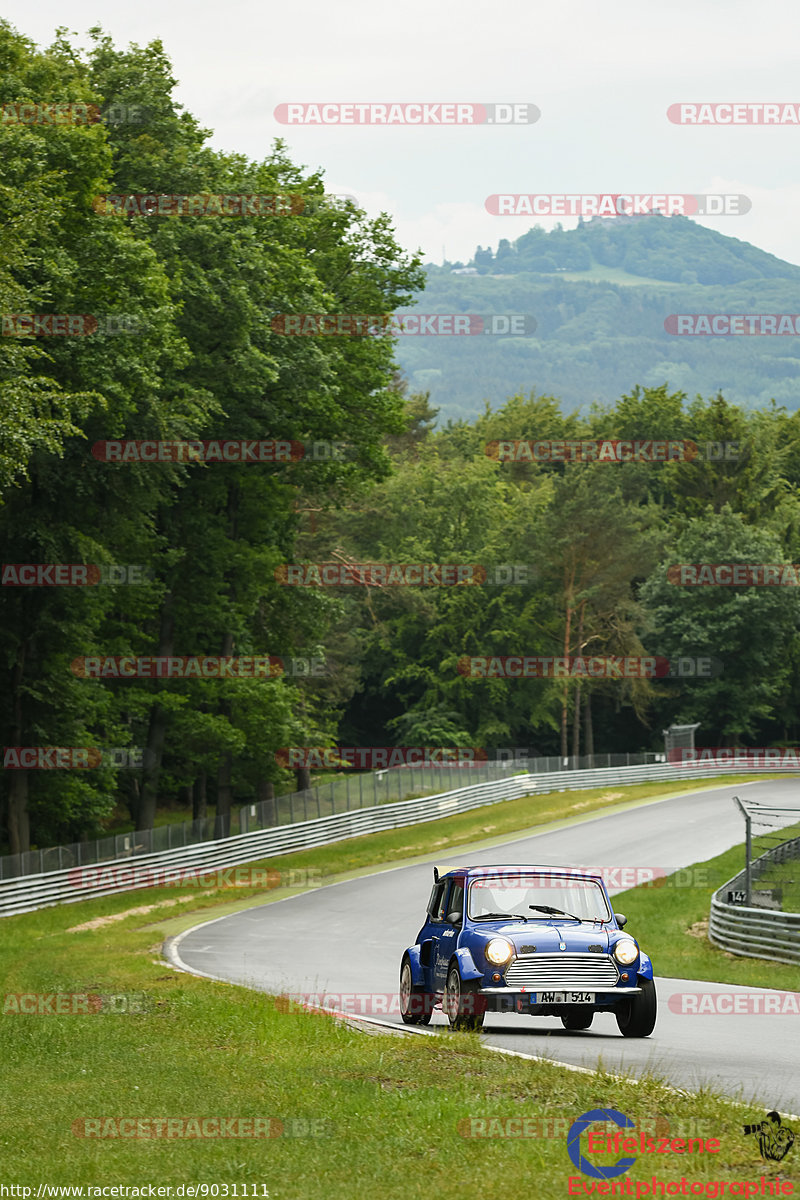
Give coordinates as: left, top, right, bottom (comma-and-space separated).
170, 779, 800, 1112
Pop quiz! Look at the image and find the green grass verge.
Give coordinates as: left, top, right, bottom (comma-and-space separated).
745, 822, 800, 913
617, 842, 800, 990
1, 773, 795, 1192
0, 894, 789, 1192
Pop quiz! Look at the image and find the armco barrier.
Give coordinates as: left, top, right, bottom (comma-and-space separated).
0, 752, 666, 881
709, 837, 800, 966
709, 897, 800, 966
0, 760, 792, 918
0, 774, 530, 917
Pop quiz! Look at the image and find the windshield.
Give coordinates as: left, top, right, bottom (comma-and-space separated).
468, 873, 611, 922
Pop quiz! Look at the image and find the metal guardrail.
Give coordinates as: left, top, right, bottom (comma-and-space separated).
6, 747, 793, 885
1, 758, 794, 918
709, 836, 800, 966
0, 751, 667, 882
0, 773, 531, 918
236, 752, 670, 836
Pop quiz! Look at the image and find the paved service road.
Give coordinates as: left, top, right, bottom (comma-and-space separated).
171, 778, 800, 1112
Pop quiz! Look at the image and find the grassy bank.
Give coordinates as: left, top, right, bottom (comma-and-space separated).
0, 892, 789, 1193
744, 821, 800, 913
618, 844, 800, 990
1, 773, 795, 1192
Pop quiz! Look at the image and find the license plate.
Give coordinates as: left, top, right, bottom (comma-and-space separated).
536, 991, 594, 1004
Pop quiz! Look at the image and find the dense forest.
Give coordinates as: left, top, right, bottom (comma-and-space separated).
3, 23, 800, 855
394, 220, 800, 419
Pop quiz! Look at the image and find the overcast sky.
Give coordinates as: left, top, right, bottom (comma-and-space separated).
6, 0, 800, 267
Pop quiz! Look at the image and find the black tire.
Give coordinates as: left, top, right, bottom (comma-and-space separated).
399, 956, 434, 1025
444, 963, 486, 1032
616, 978, 657, 1038
560, 1006, 594, 1031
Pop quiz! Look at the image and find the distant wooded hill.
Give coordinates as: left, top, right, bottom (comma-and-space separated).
393, 215, 800, 420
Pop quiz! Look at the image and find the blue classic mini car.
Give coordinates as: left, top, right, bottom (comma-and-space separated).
399, 864, 656, 1036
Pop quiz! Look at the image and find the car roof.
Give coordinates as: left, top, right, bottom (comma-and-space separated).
439, 864, 606, 879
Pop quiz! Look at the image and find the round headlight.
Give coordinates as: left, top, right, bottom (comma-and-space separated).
613, 939, 639, 965
485, 938, 514, 965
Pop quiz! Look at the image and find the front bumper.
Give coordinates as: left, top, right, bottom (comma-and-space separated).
479, 986, 642, 995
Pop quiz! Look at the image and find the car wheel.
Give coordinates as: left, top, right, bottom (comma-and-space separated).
560, 1006, 594, 1031
399, 957, 434, 1025
444, 964, 485, 1032
616, 978, 657, 1037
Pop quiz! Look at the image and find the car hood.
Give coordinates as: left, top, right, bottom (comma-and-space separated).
481, 922, 613, 953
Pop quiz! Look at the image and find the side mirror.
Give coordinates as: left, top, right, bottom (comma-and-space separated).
614, 912, 627, 928
446, 910, 462, 925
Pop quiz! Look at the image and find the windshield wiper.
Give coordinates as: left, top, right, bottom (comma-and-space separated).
528, 905, 584, 922
473, 912, 528, 922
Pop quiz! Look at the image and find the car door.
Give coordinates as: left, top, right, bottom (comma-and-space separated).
418, 880, 449, 992
432, 877, 465, 991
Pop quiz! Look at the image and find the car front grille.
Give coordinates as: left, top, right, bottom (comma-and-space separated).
504, 953, 619, 989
